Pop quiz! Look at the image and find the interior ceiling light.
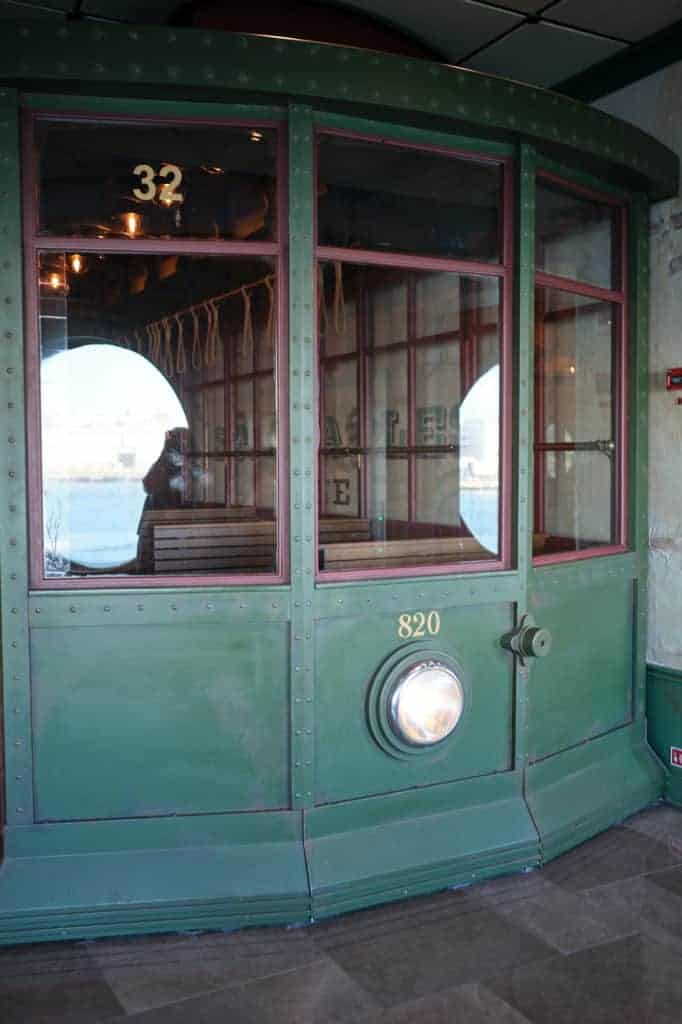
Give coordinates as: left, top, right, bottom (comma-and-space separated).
70, 254, 83, 274
389, 660, 464, 746
249, 130, 264, 143
124, 212, 140, 238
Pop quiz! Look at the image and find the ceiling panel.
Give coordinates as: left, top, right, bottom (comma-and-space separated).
81, 0, 179, 23
343, 0, 523, 62
462, 22, 626, 87
477, 0, 547, 10
549, 0, 682, 43
0, 0, 70, 16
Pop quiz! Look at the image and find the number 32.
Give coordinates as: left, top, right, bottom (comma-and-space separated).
132, 163, 184, 204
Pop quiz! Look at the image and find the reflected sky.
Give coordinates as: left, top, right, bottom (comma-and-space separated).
42, 343, 188, 569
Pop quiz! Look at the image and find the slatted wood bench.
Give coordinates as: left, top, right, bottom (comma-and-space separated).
137, 506, 257, 572
153, 520, 276, 574
320, 536, 490, 570
151, 516, 371, 574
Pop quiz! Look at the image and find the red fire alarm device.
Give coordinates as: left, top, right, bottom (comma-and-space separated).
666, 367, 682, 390
671, 747, 682, 768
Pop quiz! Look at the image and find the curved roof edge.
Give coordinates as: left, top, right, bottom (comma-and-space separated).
3, 18, 678, 200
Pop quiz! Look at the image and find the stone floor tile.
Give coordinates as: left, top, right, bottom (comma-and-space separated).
0, 947, 124, 1024
119, 957, 379, 1023
479, 874, 634, 953
312, 887, 484, 950
622, 804, 682, 844
542, 825, 681, 892
357, 981, 534, 1023
487, 932, 682, 1024
321, 903, 555, 1008
92, 925, 322, 1013
645, 862, 682, 900
581, 872, 682, 946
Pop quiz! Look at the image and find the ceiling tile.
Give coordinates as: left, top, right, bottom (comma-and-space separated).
344, 0, 523, 62
549, 0, 682, 42
81, 0, 179, 23
479, 0, 547, 10
462, 22, 626, 87
0, 0, 70, 16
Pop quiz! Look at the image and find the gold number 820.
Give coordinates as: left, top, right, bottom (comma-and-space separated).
397, 610, 441, 640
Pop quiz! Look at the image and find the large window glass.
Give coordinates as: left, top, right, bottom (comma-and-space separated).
533, 176, 625, 560
36, 120, 278, 241
317, 263, 503, 573
317, 134, 503, 262
316, 133, 508, 576
536, 180, 620, 291
29, 116, 282, 584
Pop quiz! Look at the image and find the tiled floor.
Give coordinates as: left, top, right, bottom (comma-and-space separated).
2, 804, 682, 1022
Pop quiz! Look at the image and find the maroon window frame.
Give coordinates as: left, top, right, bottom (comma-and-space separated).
533, 170, 628, 566
23, 109, 289, 590
314, 128, 514, 581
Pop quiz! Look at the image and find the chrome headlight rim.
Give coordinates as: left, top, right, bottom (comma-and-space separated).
367, 644, 468, 760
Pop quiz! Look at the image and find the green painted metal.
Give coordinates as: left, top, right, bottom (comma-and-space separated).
528, 577, 635, 760
24, 92, 286, 121
0, 25, 674, 942
28, 588, 291, 627
631, 196, 651, 728
646, 664, 682, 806
31, 623, 290, 820
513, 144, 535, 832
314, 604, 514, 804
526, 724, 663, 862
0, 17, 677, 199
0, 88, 33, 829
521, 159, 663, 859
312, 109, 514, 159
288, 103, 316, 812
307, 773, 538, 919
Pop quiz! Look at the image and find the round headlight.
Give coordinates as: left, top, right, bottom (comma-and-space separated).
389, 660, 464, 746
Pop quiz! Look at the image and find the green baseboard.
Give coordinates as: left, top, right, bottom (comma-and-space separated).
526, 724, 664, 862
647, 663, 682, 806
306, 773, 539, 919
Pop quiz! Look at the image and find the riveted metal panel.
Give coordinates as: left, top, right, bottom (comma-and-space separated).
528, 576, 634, 761
28, 588, 291, 628
630, 196, 650, 726
0, 18, 677, 199
514, 144, 535, 781
31, 622, 290, 820
314, 602, 514, 804
288, 104, 316, 810
0, 88, 33, 827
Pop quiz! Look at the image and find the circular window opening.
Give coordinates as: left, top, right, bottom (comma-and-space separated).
41, 342, 188, 572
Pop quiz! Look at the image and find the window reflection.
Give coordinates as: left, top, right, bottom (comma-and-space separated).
37, 121, 278, 241
533, 288, 619, 555
317, 262, 501, 572
536, 182, 619, 291
317, 135, 502, 262
39, 253, 278, 578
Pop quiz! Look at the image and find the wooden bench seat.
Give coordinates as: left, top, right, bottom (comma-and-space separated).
153, 520, 275, 574
138, 506, 257, 572
320, 536, 490, 570
151, 516, 371, 574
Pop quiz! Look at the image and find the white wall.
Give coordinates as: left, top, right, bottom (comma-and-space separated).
597, 68, 682, 669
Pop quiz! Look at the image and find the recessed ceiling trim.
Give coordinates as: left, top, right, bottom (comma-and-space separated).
555, 15, 682, 100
